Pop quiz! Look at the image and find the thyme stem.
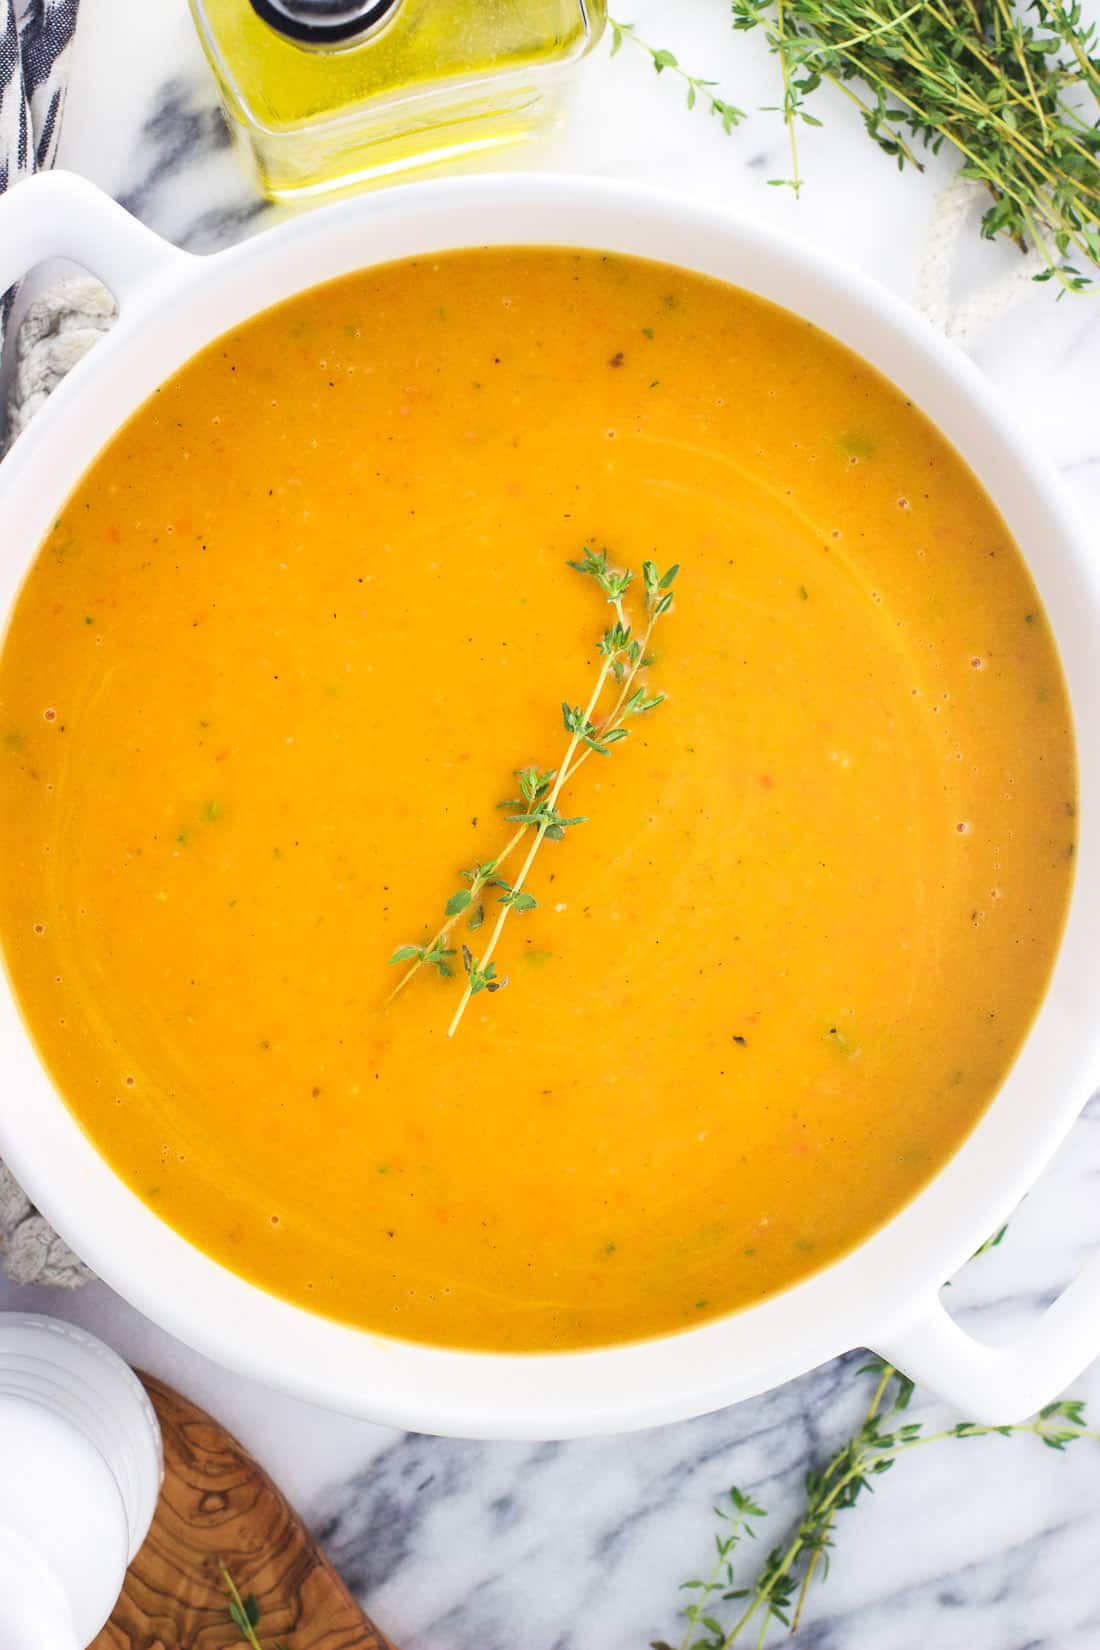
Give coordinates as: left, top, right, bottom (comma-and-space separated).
656, 1353, 1100, 1650
774, 0, 802, 196
447, 645, 618, 1038
385, 821, 528, 1004
608, 18, 746, 132
219, 1562, 288, 1650
387, 550, 679, 1034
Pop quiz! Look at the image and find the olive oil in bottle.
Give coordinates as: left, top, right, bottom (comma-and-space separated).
190, 0, 607, 200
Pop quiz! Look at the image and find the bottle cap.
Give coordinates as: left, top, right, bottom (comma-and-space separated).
249, 0, 402, 44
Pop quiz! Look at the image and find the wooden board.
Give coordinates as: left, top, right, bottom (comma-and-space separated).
92, 1373, 393, 1650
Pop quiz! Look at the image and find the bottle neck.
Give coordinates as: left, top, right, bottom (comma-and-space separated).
248, 0, 403, 46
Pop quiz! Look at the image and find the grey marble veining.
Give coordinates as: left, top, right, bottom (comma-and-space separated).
306, 1102, 1100, 1650
2, 0, 1099, 1645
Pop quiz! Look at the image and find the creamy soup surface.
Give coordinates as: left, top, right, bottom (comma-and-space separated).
0, 251, 1076, 1351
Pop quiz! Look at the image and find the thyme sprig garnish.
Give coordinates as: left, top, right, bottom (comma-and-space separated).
387, 549, 679, 1036
609, 18, 747, 133
219, 1562, 288, 1650
656, 1364, 1100, 1649
609, 4, 1100, 291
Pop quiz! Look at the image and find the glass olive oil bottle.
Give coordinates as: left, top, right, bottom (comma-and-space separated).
190, 0, 606, 200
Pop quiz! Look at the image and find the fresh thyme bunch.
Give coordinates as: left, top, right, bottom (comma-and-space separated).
611, 2, 1100, 291
387, 548, 679, 1038
655, 1356, 1098, 1650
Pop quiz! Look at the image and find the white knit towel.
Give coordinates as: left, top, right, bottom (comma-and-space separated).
0, 1160, 90, 1286
5, 273, 116, 439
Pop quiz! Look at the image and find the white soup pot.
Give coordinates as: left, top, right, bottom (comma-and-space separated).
0, 171, 1098, 1438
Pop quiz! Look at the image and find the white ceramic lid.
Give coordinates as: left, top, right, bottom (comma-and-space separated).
0, 1526, 82, 1650
0, 1396, 129, 1646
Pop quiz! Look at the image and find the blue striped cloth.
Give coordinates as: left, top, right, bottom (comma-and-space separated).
0, 0, 79, 341
0, 0, 78, 186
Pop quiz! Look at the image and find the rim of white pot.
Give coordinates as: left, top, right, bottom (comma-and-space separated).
0, 171, 1098, 1437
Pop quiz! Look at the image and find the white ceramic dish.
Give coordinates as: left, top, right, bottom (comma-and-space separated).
1, 170, 1098, 1439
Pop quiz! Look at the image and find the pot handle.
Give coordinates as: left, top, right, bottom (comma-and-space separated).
873, 1248, 1100, 1424
0, 169, 192, 307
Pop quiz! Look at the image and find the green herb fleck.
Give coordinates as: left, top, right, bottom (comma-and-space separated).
826, 1025, 858, 1056
839, 430, 876, 459
972, 1221, 1009, 1258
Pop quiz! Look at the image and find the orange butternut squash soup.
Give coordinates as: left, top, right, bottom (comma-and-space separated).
0, 251, 1076, 1352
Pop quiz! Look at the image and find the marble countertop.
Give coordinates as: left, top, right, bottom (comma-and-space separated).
4, 1, 1100, 1646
